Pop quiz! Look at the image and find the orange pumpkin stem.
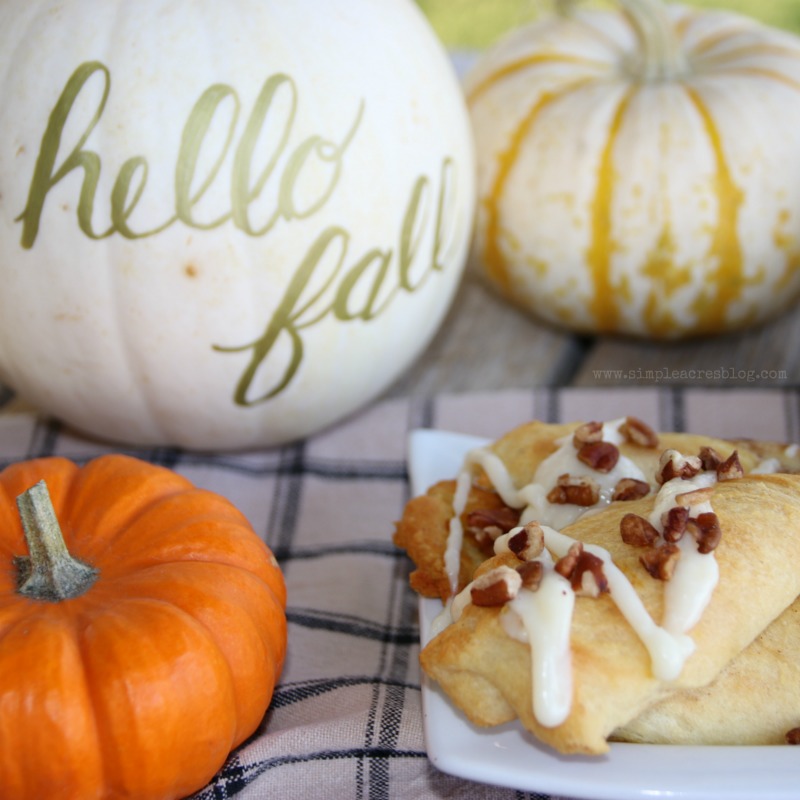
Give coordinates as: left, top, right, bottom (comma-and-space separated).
15, 479, 98, 602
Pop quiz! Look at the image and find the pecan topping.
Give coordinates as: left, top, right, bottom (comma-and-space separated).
620, 513, 660, 547
699, 446, 722, 471
508, 521, 545, 561
554, 542, 583, 579
716, 450, 744, 481
516, 560, 544, 591
619, 416, 659, 448
786, 727, 800, 745
572, 421, 604, 447
661, 506, 689, 543
470, 566, 522, 607
547, 474, 600, 506
612, 477, 650, 502
466, 506, 521, 546
687, 512, 722, 554
639, 544, 681, 581
657, 449, 703, 484
573, 554, 609, 598
577, 441, 620, 473
555, 542, 609, 597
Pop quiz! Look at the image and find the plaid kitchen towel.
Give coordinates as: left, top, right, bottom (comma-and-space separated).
0, 386, 798, 800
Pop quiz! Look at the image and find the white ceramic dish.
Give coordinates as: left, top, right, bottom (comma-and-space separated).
408, 428, 800, 800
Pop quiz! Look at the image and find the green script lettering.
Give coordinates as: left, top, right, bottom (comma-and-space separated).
214, 158, 460, 405
17, 61, 112, 247
16, 61, 462, 406
16, 62, 363, 247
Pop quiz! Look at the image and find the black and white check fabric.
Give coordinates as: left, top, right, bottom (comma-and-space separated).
1, 386, 798, 799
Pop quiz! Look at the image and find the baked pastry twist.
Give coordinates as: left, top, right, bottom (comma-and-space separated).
395, 418, 800, 753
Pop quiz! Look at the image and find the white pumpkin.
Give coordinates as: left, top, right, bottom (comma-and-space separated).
0, 0, 475, 449
466, 0, 800, 338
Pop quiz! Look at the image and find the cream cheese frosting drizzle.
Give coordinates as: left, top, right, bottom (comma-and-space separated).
507, 570, 575, 727
649, 472, 719, 634
438, 419, 729, 728
522, 420, 647, 528
752, 458, 781, 474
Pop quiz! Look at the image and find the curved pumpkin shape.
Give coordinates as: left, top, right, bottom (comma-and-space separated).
0, 454, 287, 800
466, 0, 800, 338
0, 0, 475, 449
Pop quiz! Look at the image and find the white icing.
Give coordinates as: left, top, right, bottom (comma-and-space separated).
444, 469, 473, 597
541, 526, 695, 681
751, 457, 781, 474
648, 472, 719, 635
460, 419, 648, 532
506, 573, 575, 727
431, 600, 454, 637
785, 444, 799, 458
662, 533, 719, 635
436, 420, 723, 728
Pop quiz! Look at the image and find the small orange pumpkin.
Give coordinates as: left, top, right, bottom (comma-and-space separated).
0, 454, 287, 800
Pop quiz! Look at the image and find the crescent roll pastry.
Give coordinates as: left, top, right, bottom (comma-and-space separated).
394, 418, 800, 754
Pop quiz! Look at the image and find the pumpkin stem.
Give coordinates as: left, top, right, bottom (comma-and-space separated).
619, 0, 688, 81
15, 480, 98, 602
553, 0, 687, 81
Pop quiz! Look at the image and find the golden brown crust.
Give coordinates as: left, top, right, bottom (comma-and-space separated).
396, 419, 800, 754
420, 475, 800, 754
395, 420, 792, 600
394, 482, 515, 600
613, 599, 800, 745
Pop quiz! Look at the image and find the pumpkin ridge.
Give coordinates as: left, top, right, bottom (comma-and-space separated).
83, 510, 281, 589
467, 52, 608, 105
93, 559, 286, 743
99, 558, 288, 661
684, 86, 744, 332
0, 606, 105, 798
586, 85, 636, 331
59, 456, 196, 556
710, 66, 800, 92
75, 595, 240, 798
94, 556, 286, 616
694, 41, 800, 66
483, 78, 596, 293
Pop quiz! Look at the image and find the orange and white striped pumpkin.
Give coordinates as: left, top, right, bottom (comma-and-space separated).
466, 0, 800, 338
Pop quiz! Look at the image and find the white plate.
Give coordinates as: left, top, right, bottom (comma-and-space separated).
408, 428, 800, 800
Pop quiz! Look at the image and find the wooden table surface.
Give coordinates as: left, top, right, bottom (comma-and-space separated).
390, 264, 800, 399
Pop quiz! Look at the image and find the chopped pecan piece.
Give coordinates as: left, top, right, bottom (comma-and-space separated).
716, 450, 744, 481
573, 552, 609, 598
785, 728, 800, 745
640, 543, 681, 581
572, 421, 604, 447
470, 566, 522, 606
508, 521, 545, 561
554, 542, 583, 580
466, 506, 521, 546
516, 560, 544, 591
699, 446, 722, 471
612, 477, 650, 501
657, 449, 703, 484
620, 416, 659, 448
555, 543, 609, 597
661, 506, 689, 543
687, 512, 722, 554
577, 441, 620, 473
547, 474, 600, 506
620, 513, 659, 547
